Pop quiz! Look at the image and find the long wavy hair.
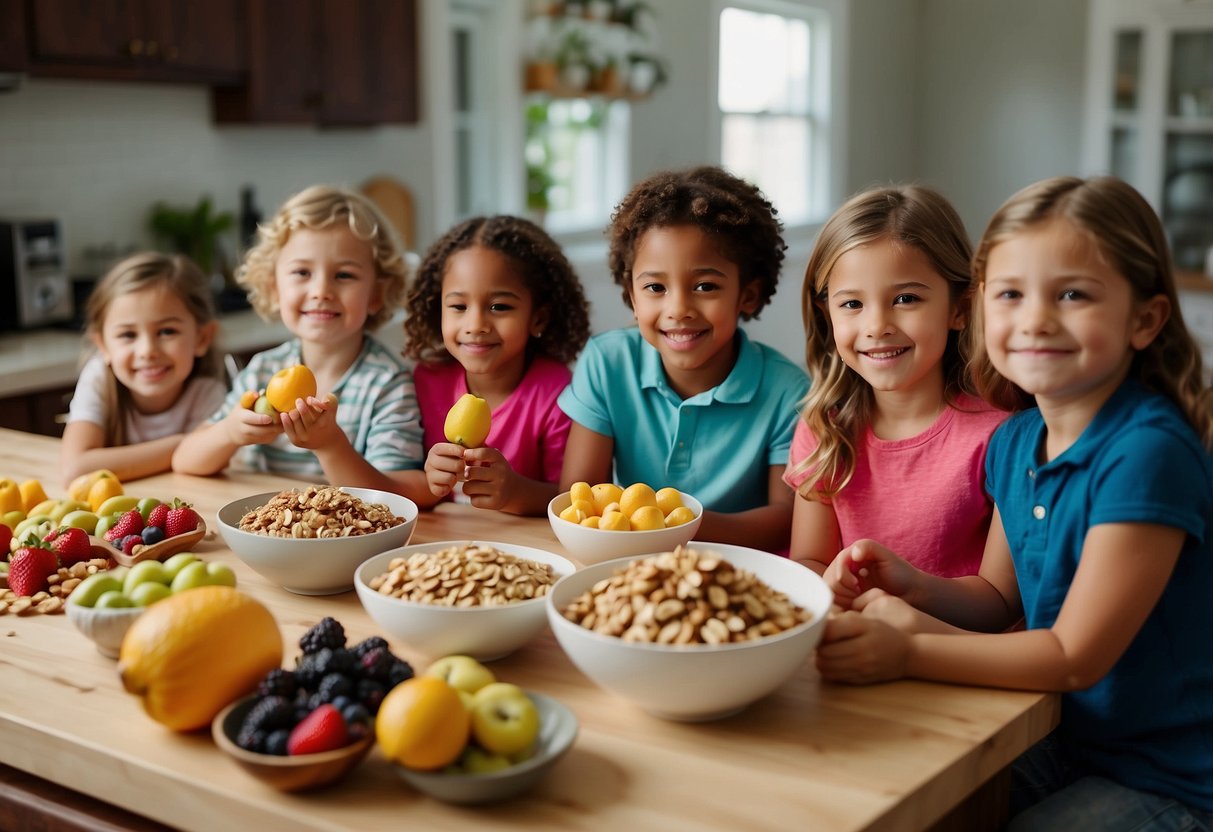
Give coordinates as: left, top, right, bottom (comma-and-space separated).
84, 252, 221, 446
238, 185, 408, 331
970, 175, 1213, 447
792, 185, 976, 499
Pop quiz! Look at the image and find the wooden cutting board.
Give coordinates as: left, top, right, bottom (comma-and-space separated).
361, 175, 414, 250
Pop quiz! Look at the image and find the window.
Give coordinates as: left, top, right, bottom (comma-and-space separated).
714, 0, 843, 227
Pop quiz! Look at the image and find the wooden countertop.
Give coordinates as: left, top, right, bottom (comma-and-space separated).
0, 430, 1058, 832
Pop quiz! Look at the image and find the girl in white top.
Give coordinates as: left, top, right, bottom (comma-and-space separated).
60, 252, 225, 486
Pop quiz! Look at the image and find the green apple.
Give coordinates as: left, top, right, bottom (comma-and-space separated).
161, 552, 199, 581
460, 746, 512, 774
470, 683, 540, 756
123, 560, 170, 595
1, 509, 25, 530
13, 514, 52, 541
170, 560, 213, 593
109, 565, 129, 584
253, 395, 279, 417
50, 500, 90, 523
69, 572, 125, 608
128, 581, 172, 607
60, 509, 100, 534
204, 562, 237, 588
425, 655, 497, 695
93, 512, 121, 539
135, 497, 162, 520
95, 590, 135, 609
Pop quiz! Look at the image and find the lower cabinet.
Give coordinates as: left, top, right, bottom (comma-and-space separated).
0, 386, 74, 438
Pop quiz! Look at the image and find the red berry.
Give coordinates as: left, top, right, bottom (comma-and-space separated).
103, 510, 144, 543
165, 499, 199, 538
0, 523, 15, 554
147, 503, 170, 530
51, 527, 93, 565
286, 705, 348, 755
8, 545, 59, 597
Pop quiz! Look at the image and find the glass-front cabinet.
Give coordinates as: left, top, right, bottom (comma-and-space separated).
1085, 0, 1213, 274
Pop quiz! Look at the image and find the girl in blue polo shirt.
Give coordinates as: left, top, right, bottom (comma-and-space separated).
815, 176, 1213, 831
558, 166, 810, 551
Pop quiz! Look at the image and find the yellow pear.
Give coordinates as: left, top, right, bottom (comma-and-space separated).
443, 393, 492, 448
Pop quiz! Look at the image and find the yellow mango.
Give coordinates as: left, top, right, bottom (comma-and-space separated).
591, 483, 623, 515
600, 510, 631, 531
87, 476, 125, 513
443, 393, 491, 448
68, 469, 118, 503
630, 505, 665, 531
655, 487, 684, 515
665, 506, 697, 528
19, 480, 49, 514
0, 480, 21, 515
619, 483, 658, 518
569, 481, 594, 507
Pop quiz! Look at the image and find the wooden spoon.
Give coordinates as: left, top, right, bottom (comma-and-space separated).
89, 519, 208, 568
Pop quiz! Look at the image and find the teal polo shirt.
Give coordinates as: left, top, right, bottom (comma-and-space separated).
986, 380, 1213, 810
558, 327, 809, 513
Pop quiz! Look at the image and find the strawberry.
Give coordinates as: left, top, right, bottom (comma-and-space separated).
286, 704, 348, 755
146, 503, 170, 530
0, 523, 11, 555
104, 510, 144, 543
165, 499, 199, 537
8, 544, 59, 597
50, 527, 93, 566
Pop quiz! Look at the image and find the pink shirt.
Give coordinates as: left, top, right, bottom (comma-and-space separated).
783, 395, 1008, 577
414, 356, 572, 484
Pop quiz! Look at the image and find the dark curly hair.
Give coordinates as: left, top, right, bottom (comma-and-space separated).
404, 215, 591, 365
607, 165, 786, 319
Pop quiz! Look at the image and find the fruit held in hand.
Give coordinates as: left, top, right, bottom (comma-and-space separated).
376, 676, 471, 770
470, 682, 540, 756
266, 365, 317, 413
424, 655, 496, 695
443, 393, 491, 448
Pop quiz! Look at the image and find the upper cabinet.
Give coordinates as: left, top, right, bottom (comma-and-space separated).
1084, 0, 1213, 274
212, 0, 419, 126
24, 0, 246, 84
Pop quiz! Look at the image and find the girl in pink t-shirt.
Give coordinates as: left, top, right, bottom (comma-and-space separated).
404, 215, 590, 515
785, 185, 1006, 602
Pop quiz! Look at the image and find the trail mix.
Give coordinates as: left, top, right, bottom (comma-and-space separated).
239, 486, 404, 539
368, 542, 557, 607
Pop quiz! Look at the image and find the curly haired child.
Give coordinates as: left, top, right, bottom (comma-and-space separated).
173, 185, 426, 499
559, 165, 809, 551
405, 215, 590, 516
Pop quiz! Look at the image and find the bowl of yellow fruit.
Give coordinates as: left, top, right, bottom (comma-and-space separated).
547, 482, 702, 565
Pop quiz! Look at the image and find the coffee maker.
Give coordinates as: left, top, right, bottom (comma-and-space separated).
0, 219, 73, 330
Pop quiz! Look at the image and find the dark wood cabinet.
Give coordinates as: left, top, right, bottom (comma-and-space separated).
0, 0, 28, 72
26, 0, 246, 84
0, 386, 73, 438
213, 0, 418, 126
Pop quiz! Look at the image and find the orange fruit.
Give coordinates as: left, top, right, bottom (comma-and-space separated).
655, 487, 684, 515
87, 475, 124, 513
619, 483, 658, 518
591, 483, 623, 514
265, 364, 317, 413
665, 506, 696, 527
630, 505, 665, 531
238, 390, 259, 410
18, 480, 48, 514
376, 676, 471, 770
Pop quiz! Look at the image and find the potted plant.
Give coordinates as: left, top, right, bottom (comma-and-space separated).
148, 196, 234, 279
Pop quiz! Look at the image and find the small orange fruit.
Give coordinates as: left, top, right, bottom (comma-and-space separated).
655, 487, 684, 515
590, 483, 623, 514
619, 483, 658, 518
665, 506, 696, 527
376, 676, 471, 771
265, 365, 317, 413
238, 390, 259, 410
630, 505, 665, 531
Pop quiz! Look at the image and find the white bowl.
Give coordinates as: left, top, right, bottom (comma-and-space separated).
394, 691, 577, 804
215, 487, 418, 595
354, 540, 576, 661
547, 490, 703, 565
65, 596, 146, 658
546, 542, 832, 721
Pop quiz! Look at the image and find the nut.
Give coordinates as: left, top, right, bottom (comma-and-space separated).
367, 543, 557, 607
239, 485, 404, 538
560, 545, 813, 645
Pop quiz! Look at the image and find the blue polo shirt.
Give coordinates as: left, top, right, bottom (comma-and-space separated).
557, 327, 809, 513
986, 379, 1213, 810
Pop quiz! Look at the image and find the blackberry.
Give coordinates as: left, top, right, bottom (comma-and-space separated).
317, 673, 354, 703
264, 729, 291, 756
293, 652, 324, 689
348, 721, 369, 742
308, 692, 326, 711
387, 658, 415, 688
237, 727, 268, 753
299, 617, 346, 654
256, 668, 297, 699
356, 679, 387, 713
350, 635, 389, 659
242, 695, 295, 735
341, 702, 371, 726
358, 647, 395, 682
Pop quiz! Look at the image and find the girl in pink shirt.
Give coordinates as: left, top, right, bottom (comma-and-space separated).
404, 215, 590, 515
785, 185, 1006, 601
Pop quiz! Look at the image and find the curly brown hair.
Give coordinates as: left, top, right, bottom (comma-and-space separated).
607, 165, 786, 319
404, 215, 591, 365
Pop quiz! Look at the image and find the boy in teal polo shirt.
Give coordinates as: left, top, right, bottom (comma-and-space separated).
559, 166, 809, 552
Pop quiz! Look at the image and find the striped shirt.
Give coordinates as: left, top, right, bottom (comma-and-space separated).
211, 337, 423, 478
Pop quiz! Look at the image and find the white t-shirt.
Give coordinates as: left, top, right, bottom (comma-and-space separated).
67, 354, 227, 443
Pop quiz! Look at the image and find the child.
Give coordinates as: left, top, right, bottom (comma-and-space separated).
173, 185, 427, 499
558, 165, 809, 551
786, 185, 1007, 585
60, 252, 225, 485
816, 176, 1213, 830
405, 215, 591, 516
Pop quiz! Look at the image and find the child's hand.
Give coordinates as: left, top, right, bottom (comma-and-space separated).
424, 442, 467, 498
460, 447, 517, 511
851, 589, 932, 634
826, 539, 919, 609
816, 610, 910, 684
223, 399, 283, 447
280, 394, 341, 450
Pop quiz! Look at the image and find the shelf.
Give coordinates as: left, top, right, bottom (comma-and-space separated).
1165, 116, 1213, 133
1178, 269, 1213, 293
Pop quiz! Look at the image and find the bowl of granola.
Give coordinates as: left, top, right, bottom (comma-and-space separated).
546, 543, 832, 721
215, 486, 417, 596
354, 541, 576, 661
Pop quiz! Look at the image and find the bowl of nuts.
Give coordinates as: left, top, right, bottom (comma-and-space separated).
546, 543, 832, 721
354, 541, 576, 661
215, 486, 417, 596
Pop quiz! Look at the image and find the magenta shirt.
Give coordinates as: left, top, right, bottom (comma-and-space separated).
783, 395, 1008, 577
414, 357, 572, 484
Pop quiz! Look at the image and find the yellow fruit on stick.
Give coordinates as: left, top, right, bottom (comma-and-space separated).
444, 393, 491, 448
118, 587, 282, 732
376, 676, 471, 771
19, 480, 49, 514
265, 365, 317, 413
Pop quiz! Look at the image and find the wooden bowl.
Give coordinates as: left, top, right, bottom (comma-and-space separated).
88, 519, 208, 567
212, 696, 374, 792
